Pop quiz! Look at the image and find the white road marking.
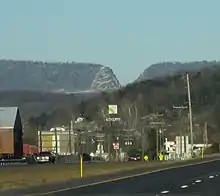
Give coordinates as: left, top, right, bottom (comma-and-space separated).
192, 182, 195, 185
209, 175, 215, 179
181, 185, 188, 188
160, 190, 170, 194
195, 179, 202, 183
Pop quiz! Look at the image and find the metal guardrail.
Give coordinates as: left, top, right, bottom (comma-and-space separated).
0, 155, 101, 166
2, 153, 218, 166
0, 158, 27, 165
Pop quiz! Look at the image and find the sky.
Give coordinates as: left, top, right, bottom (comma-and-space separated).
0, 0, 220, 85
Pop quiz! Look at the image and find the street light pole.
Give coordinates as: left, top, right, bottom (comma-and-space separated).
148, 113, 164, 160
186, 73, 194, 157
55, 128, 58, 154
141, 128, 145, 161
150, 121, 164, 160
156, 129, 159, 160
159, 129, 162, 153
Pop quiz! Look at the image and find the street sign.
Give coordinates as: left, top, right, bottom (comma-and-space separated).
113, 142, 119, 150
150, 122, 165, 125
108, 105, 118, 115
106, 117, 121, 122
125, 141, 132, 146
75, 117, 84, 123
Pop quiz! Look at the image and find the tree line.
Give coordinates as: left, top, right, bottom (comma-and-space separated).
25, 66, 220, 152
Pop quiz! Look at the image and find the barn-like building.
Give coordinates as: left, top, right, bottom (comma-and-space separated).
0, 107, 23, 158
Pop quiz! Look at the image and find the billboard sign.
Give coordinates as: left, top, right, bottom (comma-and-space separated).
108, 105, 118, 115
106, 117, 121, 122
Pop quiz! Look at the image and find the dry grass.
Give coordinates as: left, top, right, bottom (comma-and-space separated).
0, 162, 152, 190
0, 157, 211, 191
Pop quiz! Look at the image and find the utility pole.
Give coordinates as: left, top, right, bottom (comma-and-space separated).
67, 120, 74, 154
107, 132, 111, 161
39, 125, 42, 152
141, 128, 145, 161
186, 73, 194, 157
150, 113, 165, 156
150, 117, 165, 160
204, 121, 208, 148
55, 128, 58, 154
173, 105, 187, 158
156, 129, 159, 160
160, 120, 164, 152
157, 129, 163, 154
67, 126, 72, 155
40, 131, 42, 152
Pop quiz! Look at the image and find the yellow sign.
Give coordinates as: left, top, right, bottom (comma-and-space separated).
108, 105, 118, 114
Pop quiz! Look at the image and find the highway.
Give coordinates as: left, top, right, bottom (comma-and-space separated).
27, 159, 220, 196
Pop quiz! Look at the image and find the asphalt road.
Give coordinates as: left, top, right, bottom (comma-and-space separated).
31, 159, 220, 196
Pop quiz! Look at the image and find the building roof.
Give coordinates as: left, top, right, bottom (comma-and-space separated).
0, 107, 19, 128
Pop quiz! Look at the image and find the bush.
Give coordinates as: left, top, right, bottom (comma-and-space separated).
204, 143, 220, 154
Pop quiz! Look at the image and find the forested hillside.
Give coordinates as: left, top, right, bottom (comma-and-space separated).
136, 61, 220, 81
26, 66, 220, 146
0, 90, 100, 120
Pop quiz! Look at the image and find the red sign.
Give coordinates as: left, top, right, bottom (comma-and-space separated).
113, 143, 119, 150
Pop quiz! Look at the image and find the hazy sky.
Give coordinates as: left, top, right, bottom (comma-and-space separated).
1, 0, 220, 84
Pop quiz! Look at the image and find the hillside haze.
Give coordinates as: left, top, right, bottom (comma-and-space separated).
137, 61, 220, 81
0, 60, 121, 92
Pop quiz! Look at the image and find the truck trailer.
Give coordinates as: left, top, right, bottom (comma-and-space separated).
0, 129, 23, 159
23, 144, 39, 156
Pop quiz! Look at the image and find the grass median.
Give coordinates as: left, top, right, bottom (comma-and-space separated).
0, 156, 219, 191
0, 162, 150, 191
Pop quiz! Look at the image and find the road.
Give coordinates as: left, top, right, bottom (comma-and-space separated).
29, 159, 220, 196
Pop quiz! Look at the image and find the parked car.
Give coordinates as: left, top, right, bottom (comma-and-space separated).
78, 153, 91, 162
35, 151, 56, 164
128, 154, 141, 161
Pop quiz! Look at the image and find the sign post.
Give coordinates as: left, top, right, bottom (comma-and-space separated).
113, 142, 120, 161
80, 154, 83, 178
201, 147, 204, 159
106, 105, 121, 161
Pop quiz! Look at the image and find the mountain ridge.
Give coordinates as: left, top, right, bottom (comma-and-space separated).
136, 61, 220, 82
0, 59, 121, 92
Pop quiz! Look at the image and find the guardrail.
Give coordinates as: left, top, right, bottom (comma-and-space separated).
0, 158, 27, 165
1, 153, 218, 166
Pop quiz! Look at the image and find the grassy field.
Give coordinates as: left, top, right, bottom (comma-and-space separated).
0, 161, 164, 190
0, 155, 219, 191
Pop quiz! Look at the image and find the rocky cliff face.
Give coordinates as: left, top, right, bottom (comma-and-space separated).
0, 60, 121, 92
